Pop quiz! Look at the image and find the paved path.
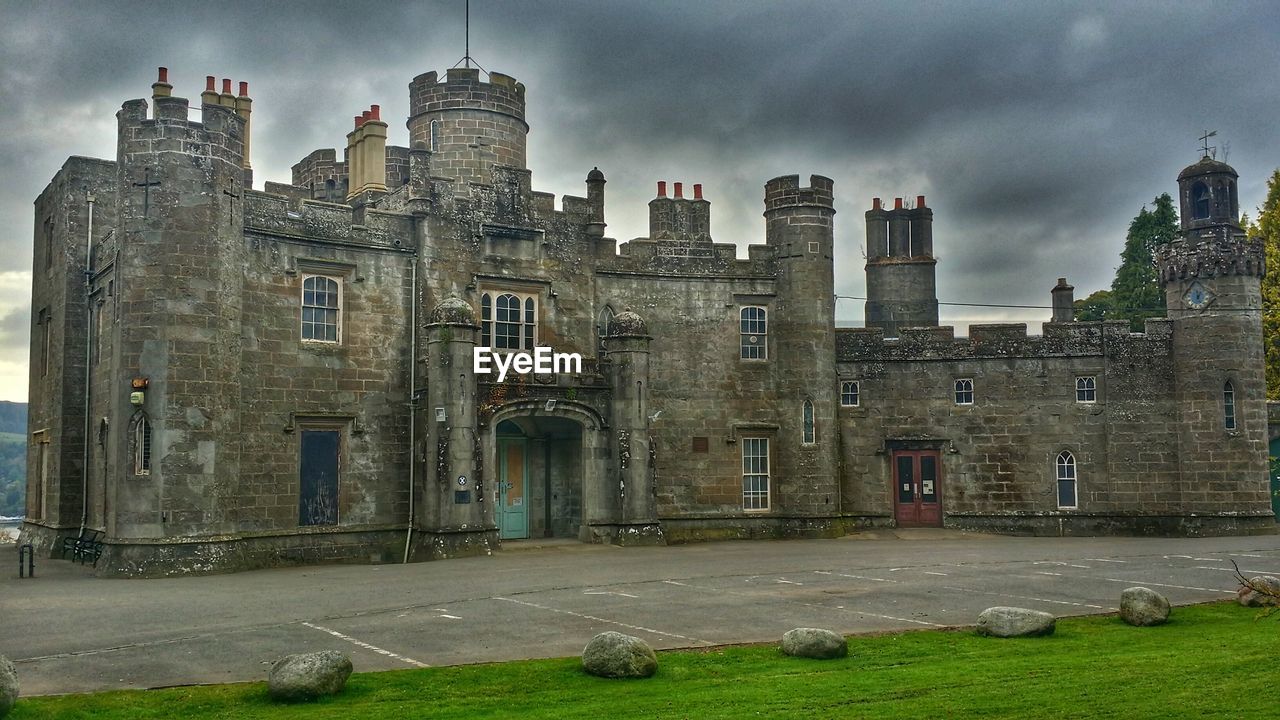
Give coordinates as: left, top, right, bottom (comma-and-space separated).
4, 530, 1279, 695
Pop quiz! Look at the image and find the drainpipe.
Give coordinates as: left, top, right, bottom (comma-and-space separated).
80, 192, 95, 536
403, 257, 417, 562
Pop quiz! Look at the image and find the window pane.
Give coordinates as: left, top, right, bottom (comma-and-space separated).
897, 456, 914, 503
1058, 480, 1076, 508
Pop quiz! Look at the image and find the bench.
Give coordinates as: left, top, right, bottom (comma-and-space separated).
60, 529, 105, 566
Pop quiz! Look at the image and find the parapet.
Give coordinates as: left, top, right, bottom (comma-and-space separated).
116, 94, 245, 170
408, 68, 527, 126
1154, 236, 1265, 287
243, 189, 412, 249
764, 174, 835, 212
836, 319, 1170, 363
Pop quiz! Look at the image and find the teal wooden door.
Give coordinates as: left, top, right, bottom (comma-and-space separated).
1270, 439, 1280, 521
498, 438, 529, 539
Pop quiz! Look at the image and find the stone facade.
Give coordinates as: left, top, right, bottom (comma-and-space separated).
21, 66, 1276, 577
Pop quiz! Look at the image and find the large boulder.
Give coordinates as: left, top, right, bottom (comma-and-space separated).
976, 607, 1056, 638
581, 631, 658, 678
1119, 587, 1170, 626
0, 654, 16, 718
267, 650, 353, 702
781, 628, 848, 659
1237, 575, 1280, 607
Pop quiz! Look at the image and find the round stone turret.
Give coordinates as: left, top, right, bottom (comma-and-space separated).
607, 308, 648, 337
407, 68, 527, 186
430, 296, 476, 325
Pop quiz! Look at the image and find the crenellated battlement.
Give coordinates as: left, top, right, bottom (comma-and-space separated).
116, 95, 245, 169
836, 319, 1172, 363
763, 174, 835, 212
1154, 236, 1265, 287
408, 68, 527, 126
242, 190, 411, 248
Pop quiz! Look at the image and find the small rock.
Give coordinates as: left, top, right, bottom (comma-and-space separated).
581, 631, 657, 678
781, 628, 848, 659
1119, 587, 1170, 626
976, 606, 1056, 638
0, 655, 16, 718
1237, 575, 1280, 607
267, 650, 352, 702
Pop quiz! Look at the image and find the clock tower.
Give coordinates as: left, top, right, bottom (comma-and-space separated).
1154, 153, 1270, 525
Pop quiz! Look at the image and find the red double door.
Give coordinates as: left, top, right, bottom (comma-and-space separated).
893, 450, 943, 527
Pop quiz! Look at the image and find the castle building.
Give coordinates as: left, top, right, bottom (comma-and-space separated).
21, 67, 1275, 577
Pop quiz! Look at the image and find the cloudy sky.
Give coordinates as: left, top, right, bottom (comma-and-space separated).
0, 0, 1277, 402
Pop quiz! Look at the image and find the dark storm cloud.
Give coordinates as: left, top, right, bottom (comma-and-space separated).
1, 0, 1278, 347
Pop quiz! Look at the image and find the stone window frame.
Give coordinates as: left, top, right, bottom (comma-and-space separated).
296, 416, 350, 528
1075, 376, 1097, 403
480, 289, 540, 352
742, 436, 771, 512
954, 378, 974, 406
1223, 380, 1237, 431
300, 273, 343, 344
801, 399, 816, 445
840, 380, 860, 407
30, 429, 49, 520
596, 305, 615, 353
132, 412, 152, 476
739, 305, 768, 361
1191, 181, 1210, 220
43, 216, 54, 271
38, 307, 51, 378
1055, 450, 1077, 509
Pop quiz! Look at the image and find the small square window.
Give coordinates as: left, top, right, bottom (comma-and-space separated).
1075, 376, 1096, 403
954, 378, 974, 405
808, 241, 819, 253
692, 436, 709, 453
840, 381, 860, 407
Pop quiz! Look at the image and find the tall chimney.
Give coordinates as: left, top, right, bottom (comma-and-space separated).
219, 78, 235, 108
235, 81, 253, 178
201, 75, 219, 106
657, 181, 666, 197
1051, 277, 1075, 322
673, 182, 683, 199
151, 66, 172, 99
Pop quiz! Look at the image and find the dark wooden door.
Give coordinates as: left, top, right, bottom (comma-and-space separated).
300, 430, 340, 526
893, 450, 942, 527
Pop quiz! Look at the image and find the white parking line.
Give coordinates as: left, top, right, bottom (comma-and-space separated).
941, 586, 1105, 610
300, 622, 428, 667
1099, 578, 1234, 594
814, 570, 898, 583
1084, 558, 1127, 563
494, 596, 713, 645
923, 571, 948, 576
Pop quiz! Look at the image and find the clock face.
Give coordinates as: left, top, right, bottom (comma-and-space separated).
1184, 282, 1214, 310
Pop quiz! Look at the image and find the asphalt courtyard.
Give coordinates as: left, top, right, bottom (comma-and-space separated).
4, 529, 1280, 696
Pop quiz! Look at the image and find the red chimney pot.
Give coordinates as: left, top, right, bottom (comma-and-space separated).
894, 197, 903, 210
370, 104, 381, 121
917, 195, 926, 208
238, 81, 249, 97
221, 78, 232, 94
657, 181, 667, 197
872, 197, 881, 210
157, 67, 168, 83
206, 76, 216, 92
674, 182, 684, 198
354, 115, 363, 129
693, 183, 703, 200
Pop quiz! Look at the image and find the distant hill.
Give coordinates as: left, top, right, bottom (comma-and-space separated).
0, 402, 26, 516
0, 401, 25, 434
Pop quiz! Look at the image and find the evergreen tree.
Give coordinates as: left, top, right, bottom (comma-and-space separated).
1074, 289, 1114, 321
1254, 170, 1280, 398
1109, 193, 1178, 331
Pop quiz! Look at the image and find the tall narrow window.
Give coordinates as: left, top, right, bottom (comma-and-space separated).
430, 120, 441, 152
840, 380, 860, 407
802, 400, 815, 444
39, 308, 50, 378
740, 306, 767, 360
481, 291, 538, 351
1224, 381, 1236, 430
742, 438, 770, 511
597, 305, 615, 351
43, 217, 54, 270
954, 378, 974, 405
1056, 451, 1077, 509
1075, 376, 1096, 403
1192, 182, 1210, 220
134, 416, 152, 476
301, 275, 341, 343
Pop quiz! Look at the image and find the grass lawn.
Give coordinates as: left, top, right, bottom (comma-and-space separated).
11, 602, 1277, 719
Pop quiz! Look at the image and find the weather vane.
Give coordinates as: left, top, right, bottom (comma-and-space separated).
1199, 129, 1217, 159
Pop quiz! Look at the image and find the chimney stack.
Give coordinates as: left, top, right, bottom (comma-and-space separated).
234, 80, 253, 179
1051, 277, 1075, 322
201, 75, 219, 106
674, 182, 683, 198
693, 183, 703, 200
151, 66, 172, 99
657, 181, 666, 197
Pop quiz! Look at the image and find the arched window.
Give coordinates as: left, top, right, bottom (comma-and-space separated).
597, 305, 615, 350
1224, 381, 1236, 430
802, 399, 815, 444
1192, 182, 1210, 219
740, 306, 767, 360
430, 120, 441, 152
1056, 451, 1076, 509
481, 291, 537, 351
954, 378, 974, 405
840, 381, 860, 407
134, 415, 152, 476
301, 275, 341, 343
